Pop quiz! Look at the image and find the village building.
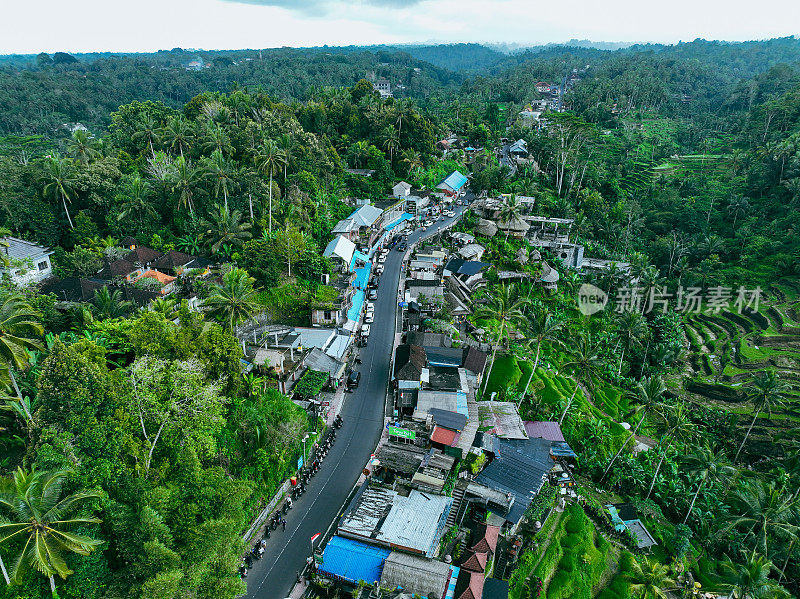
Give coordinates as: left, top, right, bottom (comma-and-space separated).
392, 180, 412, 199
1, 237, 54, 286
437, 171, 469, 198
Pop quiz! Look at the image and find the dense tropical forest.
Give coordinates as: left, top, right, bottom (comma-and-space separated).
1, 36, 800, 598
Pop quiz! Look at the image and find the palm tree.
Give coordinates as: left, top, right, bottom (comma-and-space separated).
131, 113, 161, 158
0, 468, 102, 594
116, 175, 158, 236
203, 149, 235, 210
727, 195, 750, 230
66, 130, 100, 166
200, 204, 252, 255
646, 404, 696, 499
520, 311, 563, 395
204, 267, 262, 330
91, 286, 133, 320
497, 195, 523, 241
381, 126, 401, 162
401, 149, 423, 177
170, 155, 201, 218
728, 480, 799, 558
721, 550, 789, 599
349, 140, 371, 169
42, 155, 77, 229
682, 446, 736, 524
601, 376, 666, 481
614, 310, 647, 376
256, 141, 287, 234
0, 295, 43, 420
559, 332, 604, 425
201, 122, 232, 156
161, 116, 193, 158
475, 283, 529, 397
735, 371, 789, 462
277, 134, 294, 180
625, 556, 676, 599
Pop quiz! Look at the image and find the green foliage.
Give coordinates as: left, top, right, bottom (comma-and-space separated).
293, 369, 328, 398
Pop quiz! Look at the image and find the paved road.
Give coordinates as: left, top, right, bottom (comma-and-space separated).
246, 194, 472, 598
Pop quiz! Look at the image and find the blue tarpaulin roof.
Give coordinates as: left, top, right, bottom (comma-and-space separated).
440, 171, 468, 192
384, 212, 414, 231
318, 536, 391, 584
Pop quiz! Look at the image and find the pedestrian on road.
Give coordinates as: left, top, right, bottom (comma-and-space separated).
282, 519, 286, 531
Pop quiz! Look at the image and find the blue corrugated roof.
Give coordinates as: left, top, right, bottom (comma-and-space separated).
384, 212, 414, 231
318, 536, 391, 585
441, 171, 468, 192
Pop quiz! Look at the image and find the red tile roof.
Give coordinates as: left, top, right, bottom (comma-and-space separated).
430, 425, 459, 447
457, 571, 484, 599
471, 524, 500, 555
461, 551, 487, 573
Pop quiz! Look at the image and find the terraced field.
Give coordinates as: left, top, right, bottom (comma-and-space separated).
679, 279, 800, 458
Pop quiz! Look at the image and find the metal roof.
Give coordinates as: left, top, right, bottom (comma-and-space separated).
317, 535, 391, 585
439, 171, 468, 192
425, 348, 463, 368
349, 204, 384, 228
323, 235, 356, 264
523, 421, 566, 443
430, 408, 467, 432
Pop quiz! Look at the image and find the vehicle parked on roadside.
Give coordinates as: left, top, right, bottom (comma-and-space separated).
347, 371, 361, 388
361, 324, 371, 337
368, 289, 377, 300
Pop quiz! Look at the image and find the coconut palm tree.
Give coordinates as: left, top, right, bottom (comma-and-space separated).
735, 371, 789, 462
256, 140, 287, 234
116, 175, 158, 236
682, 446, 736, 524
646, 404, 697, 499
349, 140, 371, 169
559, 332, 604, 425
727, 195, 750, 230
475, 283, 529, 397
200, 204, 252, 255
204, 267, 262, 330
728, 480, 799, 558
170, 155, 201, 218
91, 286, 133, 320
625, 556, 676, 599
381, 126, 401, 162
66, 129, 100, 166
0, 468, 102, 593
203, 149, 236, 210
614, 310, 647, 376
277, 134, 294, 180
161, 116, 193, 158
0, 295, 43, 420
131, 113, 161, 158
520, 311, 563, 395
42, 155, 77, 229
721, 550, 789, 599
201, 122, 232, 156
497, 195, 523, 241
401, 149, 423, 177
601, 376, 667, 482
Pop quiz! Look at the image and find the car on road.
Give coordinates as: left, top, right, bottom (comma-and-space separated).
347, 370, 361, 388
377, 255, 386, 264
364, 313, 374, 324
397, 242, 407, 251
361, 324, 371, 337
365, 301, 375, 312
375, 265, 384, 275
443, 209, 455, 218
423, 219, 434, 228
368, 289, 377, 300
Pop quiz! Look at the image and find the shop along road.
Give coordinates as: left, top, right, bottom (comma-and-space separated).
246, 195, 472, 598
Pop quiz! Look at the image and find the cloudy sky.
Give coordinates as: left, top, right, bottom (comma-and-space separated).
2, 0, 799, 54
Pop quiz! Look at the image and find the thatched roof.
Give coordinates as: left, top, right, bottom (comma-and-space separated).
380, 552, 451, 598
475, 218, 498, 237
516, 247, 529, 264
497, 215, 530, 233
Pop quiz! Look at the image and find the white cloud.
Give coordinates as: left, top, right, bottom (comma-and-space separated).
1, 0, 798, 54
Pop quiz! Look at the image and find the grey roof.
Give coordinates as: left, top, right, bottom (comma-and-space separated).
429, 408, 467, 432
332, 218, 356, 234
323, 235, 356, 264
304, 348, 345, 379
350, 204, 384, 228
380, 552, 451, 598
2, 237, 52, 262
476, 437, 553, 524
375, 443, 426, 476
426, 365, 463, 391
483, 577, 510, 599
406, 332, 452, 348
424, 347, 463, 368
339, 487, 452, 557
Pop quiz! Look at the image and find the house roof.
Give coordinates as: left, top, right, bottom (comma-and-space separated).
317, 535, 391, 585
430, 425, 460, 446
138, 269, 176, 285
415, 391, 467, 419
482, 578, 509, 599
426, 365, 463, 390
393, 181, 412, 193
304, 348, 346, 379
152, 250, 197, 271
462, 347, 487, 376
397, 389, 418, 408
124, 246, 163, 265
461, 551, 487, 573
394, 344, 426, 381
470, 525, 500, 555
523, 421, 566, 443
425, 347, 463, 368
349, 204, 384, 228
476, 437, 553, 525
478, 401, 528, 440
375, 443, 426, 475
540, 261, 560, 284
475, 219, 498, 237
380, 552, 451, 599
407, 331, 452, 348
323, 235, 356, 264
332, 218, 357, 234
459, 244, 486, 260
98, 259, 138, 279
119, 236, 138, 247
1, 236, 53, 261
438, 171, 468, 192
456, 570, 485, 599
